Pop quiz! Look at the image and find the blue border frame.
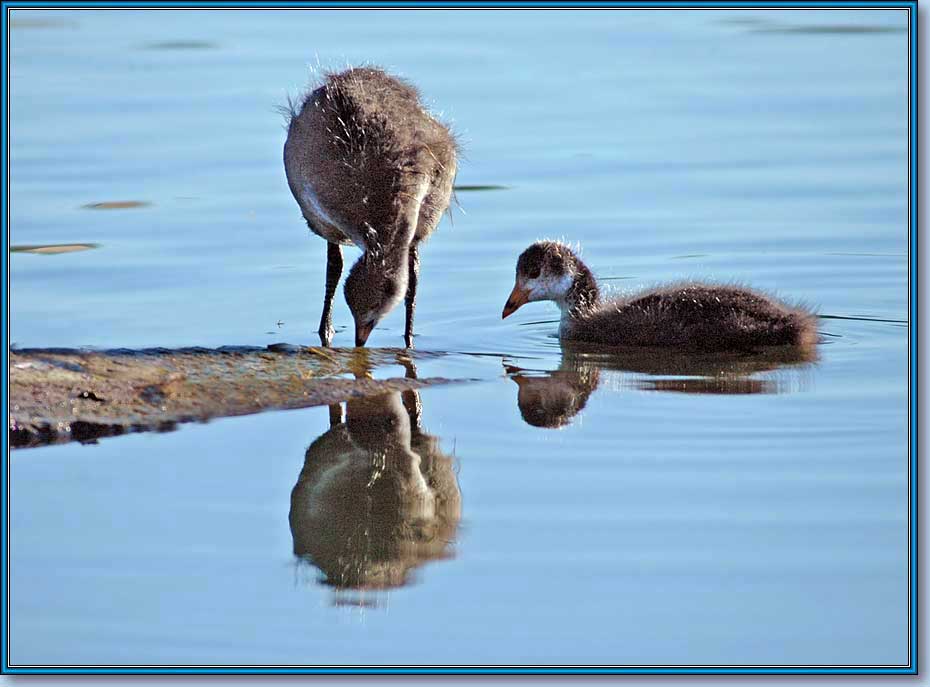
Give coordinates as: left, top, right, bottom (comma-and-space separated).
0, 1, 919, 5
1, 0, 918, 676
0, 1, 920, 6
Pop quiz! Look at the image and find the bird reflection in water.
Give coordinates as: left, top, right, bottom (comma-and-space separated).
506, 341, 818, 428
289, 357, 461, 603
503, 361, 600, 429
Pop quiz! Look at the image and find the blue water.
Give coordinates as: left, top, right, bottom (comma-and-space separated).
9, 8, 910, 668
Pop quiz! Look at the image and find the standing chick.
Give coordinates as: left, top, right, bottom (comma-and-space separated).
284, 67, 457, 347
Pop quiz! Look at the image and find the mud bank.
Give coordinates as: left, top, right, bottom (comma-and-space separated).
9, 344, 455, 448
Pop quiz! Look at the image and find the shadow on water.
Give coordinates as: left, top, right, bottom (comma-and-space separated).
289, 357, 461, 603
505, 341, 819, 429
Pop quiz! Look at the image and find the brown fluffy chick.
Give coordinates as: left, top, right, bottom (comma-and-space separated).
284, 67, 457, 347
502, 241, 818, 352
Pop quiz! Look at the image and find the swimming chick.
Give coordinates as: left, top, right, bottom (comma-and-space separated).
502, 241, 818, 351
284, 67, 457, 347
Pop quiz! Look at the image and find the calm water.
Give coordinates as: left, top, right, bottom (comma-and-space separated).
9, 9, 910, 667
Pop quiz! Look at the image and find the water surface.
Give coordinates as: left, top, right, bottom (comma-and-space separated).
9, 8, 909, 667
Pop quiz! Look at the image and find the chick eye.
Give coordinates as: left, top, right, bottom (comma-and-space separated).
526, 267, 541, 279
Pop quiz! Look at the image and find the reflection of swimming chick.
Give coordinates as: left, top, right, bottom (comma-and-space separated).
502, 241, 818, 351
289, 389, 461, 591
284, 67, 458, 347
505, 340, 818, 428
504, 362, 600, 428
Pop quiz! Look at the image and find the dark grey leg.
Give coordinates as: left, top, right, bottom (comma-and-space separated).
397, 354, 419, 380
398, 355, 421, 429
402, 389, 422, 430
404, 242, 420, 349
319, 242, 343, 347
328, 403, 344, 428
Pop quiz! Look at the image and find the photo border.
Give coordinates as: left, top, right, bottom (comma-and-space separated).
1, 0, 917, 675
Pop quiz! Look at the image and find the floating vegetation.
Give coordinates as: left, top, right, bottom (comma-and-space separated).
820, 314, 908, 325
453, 184, 510, 192
10, 16, 78, 29
671, 254, 708, 260
716, 17, 771, 26
81, 200, 151, 210
11, 243, 99, 255
720, 16, 905, 35
752, 24, 905, 35
517, 319, 560, 327
825, 252, 907, 258
142, 40, 218, 50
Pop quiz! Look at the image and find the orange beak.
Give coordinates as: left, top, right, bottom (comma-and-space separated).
502, 283, 531, 319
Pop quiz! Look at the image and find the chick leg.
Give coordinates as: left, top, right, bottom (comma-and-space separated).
318, 242, 343, 346
404, 242, 420, 349
327, 403, 344, 429
398, 354, 422, 429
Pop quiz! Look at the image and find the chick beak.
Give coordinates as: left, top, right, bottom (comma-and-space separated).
502, 283, 531, 319
355, 321, 375, 347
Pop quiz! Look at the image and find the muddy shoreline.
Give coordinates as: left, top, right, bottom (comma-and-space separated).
9, 344, 456, 449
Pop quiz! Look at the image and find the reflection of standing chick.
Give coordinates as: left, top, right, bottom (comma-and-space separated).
289, 390, 461, 591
